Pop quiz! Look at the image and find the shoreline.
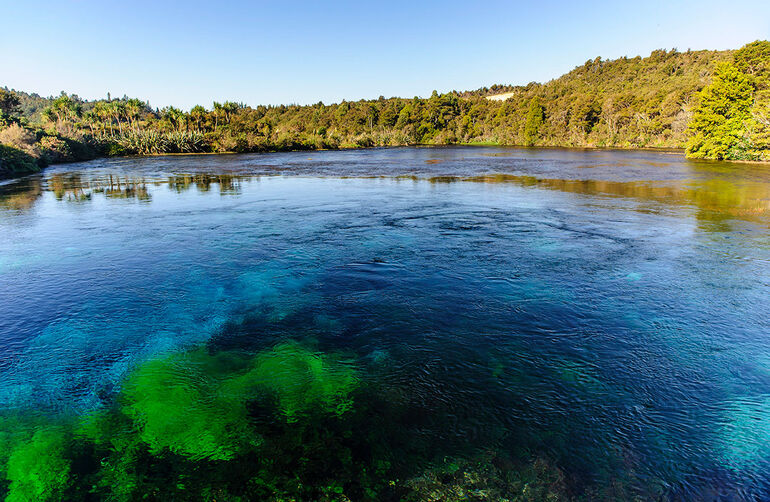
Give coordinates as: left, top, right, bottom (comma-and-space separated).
3, 143, 769, 182
54, 143, 770, 166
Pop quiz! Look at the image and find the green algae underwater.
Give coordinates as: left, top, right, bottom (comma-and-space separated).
1, 341, 362, 500
0, 337, 582, 501
0, 340, 557, 501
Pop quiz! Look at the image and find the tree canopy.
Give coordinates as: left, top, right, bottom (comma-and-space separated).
1, 41, 769, 178
687, 41, 770, 160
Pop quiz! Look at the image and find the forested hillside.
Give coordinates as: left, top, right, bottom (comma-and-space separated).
1, 41, 768, 178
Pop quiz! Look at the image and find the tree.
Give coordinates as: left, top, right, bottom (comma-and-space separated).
212, 101, 223, 131
379, 103, 398, 127
82, 110, 98, 135
124, 98, 146, 132
571, 97, 601, 135
42, 93, 82, 132
91, 102, 112, 134
108, 101, 125, 134
189, 105, 206, 131
686, 63, 755, 160
221, 101, 241, 125
364, 102, 378, 130
736, 41, 770, 159
161, 106, 185, 132
0, 88, 21, 120
733, 40, 770, 89
524, 97, 545, 146
3, 42, 770, 163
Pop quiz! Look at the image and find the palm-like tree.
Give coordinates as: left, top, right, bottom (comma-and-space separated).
91, 102, 111, 135
189, 105, 206, 132
221, 101, 241, 125
212, 102, 223, 131
43, 93, 82, 132
109, 101, 126, 135
125, 98, 145, 132
82, 110, 98, 135
161, 106, 185, 132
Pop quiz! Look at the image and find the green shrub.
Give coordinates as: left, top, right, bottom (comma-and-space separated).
38, 136, 73, 164
0, 124, 36, 154
104, 140, 127, 156
0, 144, 40, 177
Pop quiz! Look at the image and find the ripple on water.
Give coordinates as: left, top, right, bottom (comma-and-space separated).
0, 147, 769, 499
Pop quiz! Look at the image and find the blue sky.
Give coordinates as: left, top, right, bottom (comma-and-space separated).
2, 0, 768, 110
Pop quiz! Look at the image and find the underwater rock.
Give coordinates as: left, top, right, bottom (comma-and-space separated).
367, 348, 390, 365
401, 454, 568, 502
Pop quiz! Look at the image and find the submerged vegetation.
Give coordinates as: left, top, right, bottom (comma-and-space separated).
4, 428, 71, 502
1, 300, 754, 501
120, 349, 257, 461
0, 341, 363, 500
0, 339, 582, 501
1, 41, 769, 178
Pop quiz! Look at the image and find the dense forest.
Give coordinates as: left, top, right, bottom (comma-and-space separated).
1, 41, 768, 178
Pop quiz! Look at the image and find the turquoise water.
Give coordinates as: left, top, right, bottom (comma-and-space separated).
1, 146, 769, 500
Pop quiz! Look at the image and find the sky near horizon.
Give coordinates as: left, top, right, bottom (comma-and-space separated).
2, 0, 769, 110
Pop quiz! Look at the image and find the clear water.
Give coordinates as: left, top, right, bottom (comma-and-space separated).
1, 146, 769, 500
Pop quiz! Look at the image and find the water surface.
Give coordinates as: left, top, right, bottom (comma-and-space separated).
1, 146, 769, 500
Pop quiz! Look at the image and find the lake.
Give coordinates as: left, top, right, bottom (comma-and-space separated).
1, 146, 769, 500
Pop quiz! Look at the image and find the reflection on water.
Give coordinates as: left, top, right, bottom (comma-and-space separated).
3, 148, 770, 228
0, 146, 769, 500
0, 177, 42, 211
168, 173, 244, 194
50, 173, 151, 202
456, 174, 770, 228
0, 174, 249, 207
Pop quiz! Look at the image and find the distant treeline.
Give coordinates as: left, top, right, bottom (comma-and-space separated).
1, 41, 768, 178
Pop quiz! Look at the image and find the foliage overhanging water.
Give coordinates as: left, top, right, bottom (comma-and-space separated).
1, 146, 769, 500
